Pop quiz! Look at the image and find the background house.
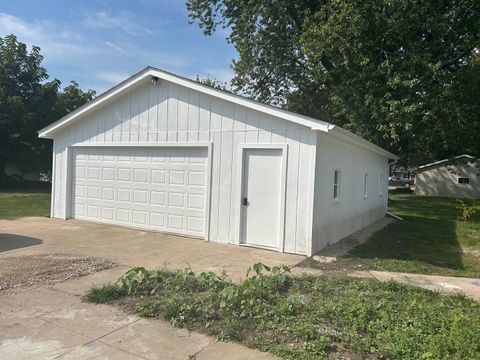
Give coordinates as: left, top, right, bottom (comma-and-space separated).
416, 155, 479, 199
38, 67, 397, 256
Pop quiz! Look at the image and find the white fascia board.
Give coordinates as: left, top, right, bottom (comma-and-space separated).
417, 154, 476, 170
38, 67, 331, 139
38, 68, 152, 139
37, 66, 397, 162
147, 68, 332, 131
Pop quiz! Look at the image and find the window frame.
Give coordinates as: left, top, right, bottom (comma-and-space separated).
458, 177, 470, 185
379, 173, 384, 196
333, 168, 341, 202
363, 172, 368, 199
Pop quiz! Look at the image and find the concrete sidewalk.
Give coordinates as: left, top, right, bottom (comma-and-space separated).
0, 217, 300, 359
0, 267, 277, 360
291, 267, 480, 301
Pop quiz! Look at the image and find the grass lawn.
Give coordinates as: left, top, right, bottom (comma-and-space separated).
301, 191, 480, 278
85, 266, 480, 360
0, 188, 51, 218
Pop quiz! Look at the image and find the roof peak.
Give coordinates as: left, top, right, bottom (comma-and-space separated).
38, 66, 397, 160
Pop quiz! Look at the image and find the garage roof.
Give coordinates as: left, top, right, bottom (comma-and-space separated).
417, 154, 477, 171
38, 66, 398, 159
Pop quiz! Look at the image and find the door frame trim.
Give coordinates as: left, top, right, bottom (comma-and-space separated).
66, 142, 213, 240
235, 144, 288, 252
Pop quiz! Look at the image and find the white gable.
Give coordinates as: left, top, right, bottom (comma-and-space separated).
39, 66, 397, 160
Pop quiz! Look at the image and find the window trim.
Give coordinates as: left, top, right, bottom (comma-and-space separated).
333, 168, 341, 203
363, 172, 368, 199
379, 173, 384, 196
458, 177, 470, 185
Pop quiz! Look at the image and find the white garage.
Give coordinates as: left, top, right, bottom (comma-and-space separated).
39, 67, 397, 256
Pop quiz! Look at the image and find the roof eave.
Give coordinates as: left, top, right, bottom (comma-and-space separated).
38, 67, 154, 139
37, 66, 397, 162
417, 154, 476, 171
327, 125, 399, 160
38, 67, 332, 139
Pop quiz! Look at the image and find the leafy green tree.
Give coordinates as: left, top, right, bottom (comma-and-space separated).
187, 0, 480, 166
195, 75, 230, 92
54, 81, 96, 116
0, 35, 95, 182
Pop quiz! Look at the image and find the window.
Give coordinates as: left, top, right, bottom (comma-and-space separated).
458, 177, 470, 184
379, 174, 384, 196
363, 173, 368, 198
333, 169, 341, 200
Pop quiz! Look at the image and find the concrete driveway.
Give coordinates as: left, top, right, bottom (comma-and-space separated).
0, 217, 303, 279
0, 217, 304, 359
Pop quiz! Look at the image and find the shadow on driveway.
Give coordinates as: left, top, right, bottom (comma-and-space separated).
0, 233, 42, 252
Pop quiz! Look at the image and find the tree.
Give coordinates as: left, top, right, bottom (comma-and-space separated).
54, 81, 96, 116
0, 35, 95, 182
187, 0, 480, 166
195, 75, 230, 92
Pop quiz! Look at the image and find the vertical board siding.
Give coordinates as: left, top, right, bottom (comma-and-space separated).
51, 81, 313, 254
311, 132, 388, 253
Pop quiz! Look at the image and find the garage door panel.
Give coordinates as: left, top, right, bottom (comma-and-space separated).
187, 216, 204, 233
72, 147, 208, 238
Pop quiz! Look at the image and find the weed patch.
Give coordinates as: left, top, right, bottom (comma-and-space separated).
84, 264, 480, 359
82, 284, 127, 303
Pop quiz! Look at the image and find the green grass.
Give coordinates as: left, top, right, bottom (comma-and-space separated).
83, 283, 127, 303
0, 188, 51, 218
85, 266, 480, 360
302, 191, 480, 278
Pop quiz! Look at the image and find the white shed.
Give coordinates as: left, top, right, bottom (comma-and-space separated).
39, 67, 398, 256
416, 155, 479, 199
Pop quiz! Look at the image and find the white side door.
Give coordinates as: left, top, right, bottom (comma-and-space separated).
240, 148, 284, 249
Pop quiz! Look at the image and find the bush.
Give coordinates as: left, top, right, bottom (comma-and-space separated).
456, 199, 480, 221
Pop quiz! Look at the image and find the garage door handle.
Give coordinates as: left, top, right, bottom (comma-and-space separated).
242, 197, 248, 206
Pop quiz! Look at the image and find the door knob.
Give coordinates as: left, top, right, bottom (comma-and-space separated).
242, 197, 248, 206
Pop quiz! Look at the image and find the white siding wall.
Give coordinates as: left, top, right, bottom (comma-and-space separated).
51, 80, 315, 255
312, 132, 388, 254
416, 163, 480, 199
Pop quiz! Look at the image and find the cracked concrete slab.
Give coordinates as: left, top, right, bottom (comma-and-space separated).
0, 316, 91, 360
195, 340, 276, 360
0, 217, 291, 359
0, 270, 278, 360
99, 318, 213, 360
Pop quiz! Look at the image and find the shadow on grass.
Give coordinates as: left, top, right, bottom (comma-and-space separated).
346, 194, 464, 271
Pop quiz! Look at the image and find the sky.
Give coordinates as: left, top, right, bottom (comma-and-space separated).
0, 0, 237, 93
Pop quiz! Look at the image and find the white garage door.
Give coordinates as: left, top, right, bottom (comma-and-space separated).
72, 147, 208, 238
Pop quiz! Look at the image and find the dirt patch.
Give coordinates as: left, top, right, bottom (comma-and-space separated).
0, 254, 115, 294
298, 257, 379, 273
111, 296, 139, 315
462, 246, 480, 258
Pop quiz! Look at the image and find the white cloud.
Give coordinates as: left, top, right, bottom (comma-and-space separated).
82, 11, 152, 35
0, 12, 97, 63
0, 11, 233, 94
97, 71, 131, 84
0, 12, 192, 91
